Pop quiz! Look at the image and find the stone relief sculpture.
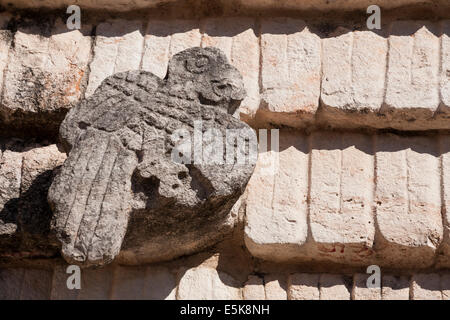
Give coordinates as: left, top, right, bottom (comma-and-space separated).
48, 47, 257, 267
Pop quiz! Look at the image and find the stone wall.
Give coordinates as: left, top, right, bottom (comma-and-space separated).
1, 1, 450, 300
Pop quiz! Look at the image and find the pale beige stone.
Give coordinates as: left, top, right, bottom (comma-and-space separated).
375, 134, 442, 267
319, 274, 351, 300
309, 132, 374, 264
320, 29, 387, 129
352, 273, 381, 300
411, 274, 442, 300
168, 20, 201, 56
383, 22, 440, 130
2, 19, 92, 120
0, 13, 11, 102
243, 275, 265, 300
177, 267, 241, 300
439, 21, 450, 115
288, 273, 319, 300
264, 274, 287, 300
50, 264, 79, 300
259, 17, 320, 127
244, 131, 309, 261
20, 268, 53, 300
441, 135, 450, 267
86, 20, 144, 96
382, 275, 410, 300
141, 20, 172, 79
142, 267, 176, 300
202, 17, 259, 119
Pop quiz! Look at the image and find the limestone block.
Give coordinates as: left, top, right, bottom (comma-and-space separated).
288, 273, 319, 300
1, 19, 92, 137
439, 21, 450, 117
0, 13, 12, 106
259, 18, 320, 127
382, 275, 410, 300
441, 135, 450, 267
411, 274, 442, 300
202, 17, 259, 120
111, 266, 147, 300
77, 266, 114, 299
86, 20, 143, 96
141, 20, 172, 79
309, 132, 374, 264
264, 274, 287, 300
374, 134, 442, 268
320, 29, 387, 129
177, 267, 241, 300
244, 131, 309, 261
319, 274, 351, 300
142, 267, 176, 300
352, 273, 381, 300
243, 275, 265, 300
169, 20, 201, 56
383, 21, 440, 130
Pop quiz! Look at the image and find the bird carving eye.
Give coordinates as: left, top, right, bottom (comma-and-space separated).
212, 80, 232, 98
185, 54, 210, 74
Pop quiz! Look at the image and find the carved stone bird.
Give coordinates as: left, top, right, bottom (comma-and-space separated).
48, 47, 256, 266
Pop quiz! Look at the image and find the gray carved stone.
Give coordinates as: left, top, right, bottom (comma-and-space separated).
48, 47, 256, 267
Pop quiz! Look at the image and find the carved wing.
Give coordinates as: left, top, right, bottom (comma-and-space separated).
48, 70, 161, 266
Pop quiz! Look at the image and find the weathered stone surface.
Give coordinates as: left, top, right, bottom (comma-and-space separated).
442, 274, 450, 300
288, 273, 319, 300
439, 21, 450, 119
309, 132, 374, 264
352, 273, 381, 300
382, 275, 410, 300
0, 268, 25, 299
411, 274, 442, 300
86, 20, 143, 97
259, 18, 320, 128
243, 275, 265, 300
20, 268, 53, 300
1, 18, 92, 138
319, 274, 351, 300
48, 47, 255, 266
202, 17, 259, 120
441, 135, 450, 267
142, 267, 176, 300
177, 266, 241, 300
0, 13, 12, 112
383, 22, 440, 130
244, 131, 309, 261
111, 266, 146, 300
264, 274, 287, 300
77, 266, 114, 299
374, 134, 442, 268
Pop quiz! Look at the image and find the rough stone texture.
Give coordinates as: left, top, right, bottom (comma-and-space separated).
288, 273, 319, 300
85, 20, 144, 97
245, 130, 309, 261
439, 21, 450, 119
259, 18, 320, 128
309, 132, 374, 264
1, 18, 92, 138
142, 267, 176, 300
0, 13, 12, 111
411, 274, 442, 300
374, 134, 442, 268
264, 274, 287, 300
352, 273, 381, 300
319, 274, 351, 300
201, 17, 259, 120
177, 266, 241, 300
48, 47, 256, 267
442, 274, 450, 300
242, 275, 265, 300
441, 135, 450, 267
382, 275, 410, 300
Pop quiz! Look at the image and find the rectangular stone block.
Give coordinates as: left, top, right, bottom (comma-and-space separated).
319, 274, 351, 300
243, 275, 265, 300
244, 131, 309, 261
111, 266, 146, 300
352, 273, 381, 300
382, 275, 410, 300
20, 268, 53, 300
411, 274, 442, 300
384, 21, 440, 130
264, 274, 287, 300
320, 29, 387, 129
177, 267, 241, 300
374, 134, 442, 267
141, 20, 172, 79
439, 21, 450, 117
441, 135, 450, 267
288, 273, 319, 300
168, 20, 201, 56
77, 266, 114, 299
201, 17, 259, 119
86, 20, 143, 96
1, 18, 92, 135
0, 13, 11, 104
259, 17, 320, 127
142, 267, 176, 300
309, 132, 374, 264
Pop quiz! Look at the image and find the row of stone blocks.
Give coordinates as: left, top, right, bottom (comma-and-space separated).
246, 131, 450, 268
0, 13, 450, 137
1, 265, 449, 300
